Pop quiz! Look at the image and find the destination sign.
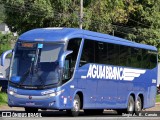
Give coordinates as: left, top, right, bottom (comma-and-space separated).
21, 43, 35, 48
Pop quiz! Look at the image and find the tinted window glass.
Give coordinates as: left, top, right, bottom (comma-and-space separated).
64, 38, 81, 80
95, 41, 107, 64
149, 51, 157, 69
79, 39, 157, 69
107, 43, 119, 65
142, 49, 150, 68
131, 48, 142, 68
79, 39, 95, 67
119, 46, 131, 66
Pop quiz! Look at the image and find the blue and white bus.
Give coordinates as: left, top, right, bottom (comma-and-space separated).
1, 28, 158, 116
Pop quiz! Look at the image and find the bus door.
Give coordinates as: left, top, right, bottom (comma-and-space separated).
64, 38, 82, 96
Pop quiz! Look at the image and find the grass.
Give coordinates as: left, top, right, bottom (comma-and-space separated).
156, 94, 160, 103
0, 92, 7, 106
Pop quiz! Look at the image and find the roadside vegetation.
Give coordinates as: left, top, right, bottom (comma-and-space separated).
0, 92, 7, 106
156, 94, 160, 103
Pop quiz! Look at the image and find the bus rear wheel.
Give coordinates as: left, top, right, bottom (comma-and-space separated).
66, 94, 80, 117
25, 107, 38, 113
135, 96, 142, 115
127, 96, 134, 114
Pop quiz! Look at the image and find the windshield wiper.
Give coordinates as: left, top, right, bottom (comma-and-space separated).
32, 48, 45, 86
33, 48, 39, 71
19, 61, 33, 85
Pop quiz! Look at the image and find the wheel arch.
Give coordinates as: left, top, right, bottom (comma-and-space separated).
126, 92, 136, 107
76, 91, 84, 109
73, 90, 84, 109
129, 93, 136, 101
137, 93, 144, 109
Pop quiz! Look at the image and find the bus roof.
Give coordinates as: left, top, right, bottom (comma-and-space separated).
18, 27, 157, 51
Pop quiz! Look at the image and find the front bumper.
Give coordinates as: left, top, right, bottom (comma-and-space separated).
8, 93, 60, 109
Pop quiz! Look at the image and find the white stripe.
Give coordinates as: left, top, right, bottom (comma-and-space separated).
123, 76, 134, 81
81, 76, 87, 79
124, 73, 141, 77
123, 68, 146, 81
124, 68, 146, 74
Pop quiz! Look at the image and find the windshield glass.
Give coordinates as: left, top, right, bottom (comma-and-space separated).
10, 42, 64, 88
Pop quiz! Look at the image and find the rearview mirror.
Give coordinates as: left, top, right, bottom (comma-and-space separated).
59, 51, 73, 68
1, 49, 12, 66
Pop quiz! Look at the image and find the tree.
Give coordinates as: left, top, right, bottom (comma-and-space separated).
1, 0, 129, 34
0, 4, 5, 23
0, 32, 16, 55
1, 0, 53, 33
120, 0, 160, 58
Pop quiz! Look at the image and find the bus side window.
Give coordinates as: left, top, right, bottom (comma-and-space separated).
64, 38, 81, 81
107, 43, 119, 65
142, 49, 150, 68
131, 47, 142, 68
96, 41, 106, 64
149, 51, 157, 69
79, 39, 95, 67
119, 46, 129, 66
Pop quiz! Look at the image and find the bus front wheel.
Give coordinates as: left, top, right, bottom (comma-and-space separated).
66, 94, 81, 117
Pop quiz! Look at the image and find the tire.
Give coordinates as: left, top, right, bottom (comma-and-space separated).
84, 109, 104, 115
66, 94, 80, 117
127, 96, 135, 114
25, 107, 38, 113
135, 96, 142, 115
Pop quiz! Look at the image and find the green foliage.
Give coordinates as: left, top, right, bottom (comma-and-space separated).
0, 32, 16, 55
0, 4, 5, 23
156, 95, 160, 102
0, 92, 7, 105
121, 0, 160, 60
125, 0, 160, 41
1, 0, 130, 34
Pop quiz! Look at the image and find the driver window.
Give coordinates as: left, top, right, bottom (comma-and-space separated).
64, 38, 82, 81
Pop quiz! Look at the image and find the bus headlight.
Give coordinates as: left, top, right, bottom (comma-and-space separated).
43, 89, 64, 97
49, 90, 64, 97
8, 90, 15, 95
49, 92, 56, 97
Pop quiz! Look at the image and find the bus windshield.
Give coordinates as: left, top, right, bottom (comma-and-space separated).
10, 42, 64, 88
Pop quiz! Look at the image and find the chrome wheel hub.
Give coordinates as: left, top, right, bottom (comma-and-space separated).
74, 100, 79, 111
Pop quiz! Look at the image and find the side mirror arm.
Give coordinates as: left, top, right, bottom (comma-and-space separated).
1, 50, 12, 66
59, 51, 73, 68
